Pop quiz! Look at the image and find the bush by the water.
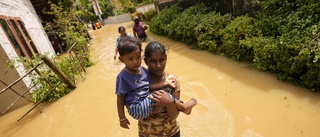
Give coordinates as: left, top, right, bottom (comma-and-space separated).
149, 1, 320, 92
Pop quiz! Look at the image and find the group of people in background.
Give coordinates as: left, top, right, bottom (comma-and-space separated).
114, 16, 197, 137
114, 16, 148, 60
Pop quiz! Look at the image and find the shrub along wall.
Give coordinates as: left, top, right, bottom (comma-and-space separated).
149, 1, 320, 92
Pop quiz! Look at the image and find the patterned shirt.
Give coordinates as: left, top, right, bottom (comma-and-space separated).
138, 73, 181, 137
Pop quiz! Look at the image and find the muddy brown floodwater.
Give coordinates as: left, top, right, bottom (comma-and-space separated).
1, 22, 320, 137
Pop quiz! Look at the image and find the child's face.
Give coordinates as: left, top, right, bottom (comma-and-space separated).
145, 50, 167, 76
119, 49, 142, 74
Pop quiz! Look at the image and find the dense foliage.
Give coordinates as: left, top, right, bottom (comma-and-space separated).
143, 10, 157, 22
194, 12, 232, 52
150, 4, 183, 35
76, 0, 115, 21
165, 3, 210, 44
150, 1, 320, 91
7, 55, 70, 102
45, 1, 88, 50
117, 0, 153, 13
219, 15, 262, 62
135, 0, 153, 6
12, 1, 95, 102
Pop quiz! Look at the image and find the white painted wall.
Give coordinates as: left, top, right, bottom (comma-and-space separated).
103, 13, 132, 24
136, 3, 156, 14
0, 0, 55, 86
103, 4, 156, 25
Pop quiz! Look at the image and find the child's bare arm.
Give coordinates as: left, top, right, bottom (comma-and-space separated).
150, 82, 167, 91
150, 80, 176, 91
114, 48, 118, 60
117, 95, 130, 129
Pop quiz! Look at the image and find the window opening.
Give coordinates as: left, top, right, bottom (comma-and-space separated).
17, 20, 39, 54
9, 19, 34, 56
0, 18, 26, 57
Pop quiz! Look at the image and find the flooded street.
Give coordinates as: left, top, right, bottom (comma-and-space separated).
1, 21, 320, 137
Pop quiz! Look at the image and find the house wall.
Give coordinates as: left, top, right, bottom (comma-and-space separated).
0, 0, 55, 113
0, 0, 55, 57
0, 45, 30, 113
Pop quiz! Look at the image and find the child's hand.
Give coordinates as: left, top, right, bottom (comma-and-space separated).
120, 118, 130, 129
167, 80, 176, 88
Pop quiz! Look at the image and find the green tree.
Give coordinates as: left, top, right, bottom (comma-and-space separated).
117, 0, 135, 13
44, 1, 88, 49
76, 0, 115, 21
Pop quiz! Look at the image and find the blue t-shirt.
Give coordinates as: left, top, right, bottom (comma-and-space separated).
115, 66, 152, 105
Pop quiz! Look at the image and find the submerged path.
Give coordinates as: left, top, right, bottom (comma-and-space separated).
0, 21, 320, 137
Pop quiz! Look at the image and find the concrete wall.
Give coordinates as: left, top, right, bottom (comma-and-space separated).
136, 3, 156, 14
0, 0, 55, 113
103, 4, 156, 25
103, 13, 132, 24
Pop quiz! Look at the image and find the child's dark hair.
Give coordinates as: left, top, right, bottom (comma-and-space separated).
118, 37, 142, 56
118, 26, 125, 33
144, 41, 167, 59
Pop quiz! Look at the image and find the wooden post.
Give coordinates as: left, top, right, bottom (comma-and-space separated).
232, 0, 236, 16
41, 56, 76, 89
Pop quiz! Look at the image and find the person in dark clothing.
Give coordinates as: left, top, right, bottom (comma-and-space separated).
92, 22, 96, 30
132, 16, 148, 42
